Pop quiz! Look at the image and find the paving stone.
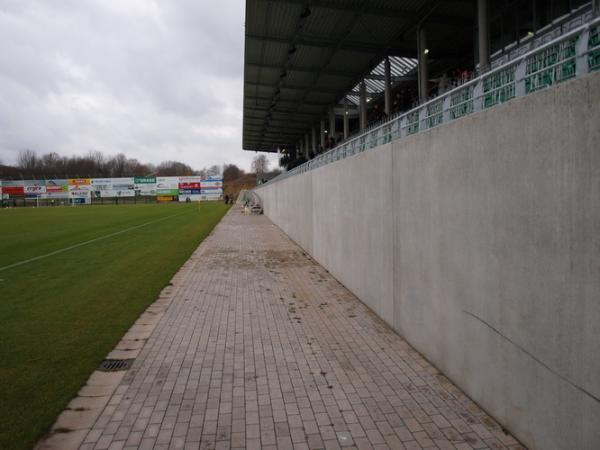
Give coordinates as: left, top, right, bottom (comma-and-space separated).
39, 209, 523, 449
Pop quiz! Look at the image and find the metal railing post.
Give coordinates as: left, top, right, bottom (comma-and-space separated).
576, 28, 590, 76
442, 95, 452, 124
515, 58, 527, 98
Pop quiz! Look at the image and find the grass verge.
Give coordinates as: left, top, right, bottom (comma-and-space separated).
0, 202, 230, 450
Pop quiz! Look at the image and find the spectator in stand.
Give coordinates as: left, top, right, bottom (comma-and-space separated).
373, 103, 382, 123
392, 92, 402, 113
297, 153, 307, 166
329, 137, 336, 149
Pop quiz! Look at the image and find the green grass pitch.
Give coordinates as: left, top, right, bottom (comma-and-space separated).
0, 202, 230, 450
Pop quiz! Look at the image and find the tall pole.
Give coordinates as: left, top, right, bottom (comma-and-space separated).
384, 56, 392, 117
305, 133, 310, 158
312, 126, 317, 154
418, 26, 428, 102
329, 107, 336, 143
359, 80, 367, 132
343, 99, 349, 140
478, 0, 490, 72
320, 119, 326, 150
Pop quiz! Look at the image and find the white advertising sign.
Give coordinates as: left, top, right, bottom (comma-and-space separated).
24, 185, 47, 195
99, 190, 135, 198
69, 189, 91, 198
178, 194, 203, 202
200, 180, 223, 188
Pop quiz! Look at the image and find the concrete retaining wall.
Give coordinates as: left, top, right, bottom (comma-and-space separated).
256, 72, 600, 450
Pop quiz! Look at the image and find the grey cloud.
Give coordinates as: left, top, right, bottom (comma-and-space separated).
0, 0, 277, 171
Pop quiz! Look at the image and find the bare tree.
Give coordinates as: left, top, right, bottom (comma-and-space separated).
3, 149, 215, 179
156, 160, 194, 176
223, 164, 243, 182
109, 153, 128, 177
17, 149, 38, 170
251, 154, 269, 177
207, 165, 221, 177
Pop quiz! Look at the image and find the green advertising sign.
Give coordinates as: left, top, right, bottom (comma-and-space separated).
156, 189, 179, 196
134, 176, 156, 184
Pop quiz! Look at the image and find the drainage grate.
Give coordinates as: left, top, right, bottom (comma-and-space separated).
98, 358, 135, 372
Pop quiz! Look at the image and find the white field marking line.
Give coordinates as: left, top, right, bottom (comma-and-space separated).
0, 210, 192, 273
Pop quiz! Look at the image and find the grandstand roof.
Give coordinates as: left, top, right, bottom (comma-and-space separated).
242, 0, 475, 152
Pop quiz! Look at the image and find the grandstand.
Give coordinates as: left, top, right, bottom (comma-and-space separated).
244, 1, 600, 449
244, 0, 599, 172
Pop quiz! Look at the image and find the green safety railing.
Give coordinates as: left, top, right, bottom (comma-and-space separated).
265, 15, 600, 186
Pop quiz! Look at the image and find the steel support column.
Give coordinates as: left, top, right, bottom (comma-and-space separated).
418, 26, 428, 102
343, 100, 349, 140
359, 81, 367, 132
478, 0, 490, 72
320, 119, 326, 150
312, 126, 317, 154
305, 133, 310, 158
384, 56, 392, 116
329, 107, 336, 143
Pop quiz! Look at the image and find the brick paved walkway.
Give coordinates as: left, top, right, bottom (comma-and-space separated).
80, 209, 523, 450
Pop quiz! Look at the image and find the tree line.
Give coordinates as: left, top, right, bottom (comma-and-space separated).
0, 149, 223, 180
0, 150, 280, 183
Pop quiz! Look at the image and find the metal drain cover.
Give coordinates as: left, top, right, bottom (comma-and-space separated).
98, 358, 135, 372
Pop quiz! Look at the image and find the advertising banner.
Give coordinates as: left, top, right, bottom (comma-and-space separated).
91, 178, 113, 188
111, 177, 134, 190
156, 177, 179, 196
46, 179, 68, 190
157, 195, 177, 202
3, 180, 25, 196
67, 178, 91, 186
23, 180, 45, 187
92, 178, 135, 198
3, 186, 24, 196
91, 179, 112, 198
200, 179, 223, 188
134, 176, 156, 196
179, 177, 204, 201
45, 180, 69, 198
24, 185, 47, 197
134, 176, 156, 184
179, 182, 201, 190
201, 193, 223, 201
178, 194, 203, 202
69, 188, 91, 197
67, 181, 92, 204
135, 185, 156, 196
69, 181, 92, 200
99, 190, 135, 198
178, 176, 202, 183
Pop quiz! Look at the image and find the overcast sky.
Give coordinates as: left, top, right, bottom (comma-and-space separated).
0, 0, 277, 172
